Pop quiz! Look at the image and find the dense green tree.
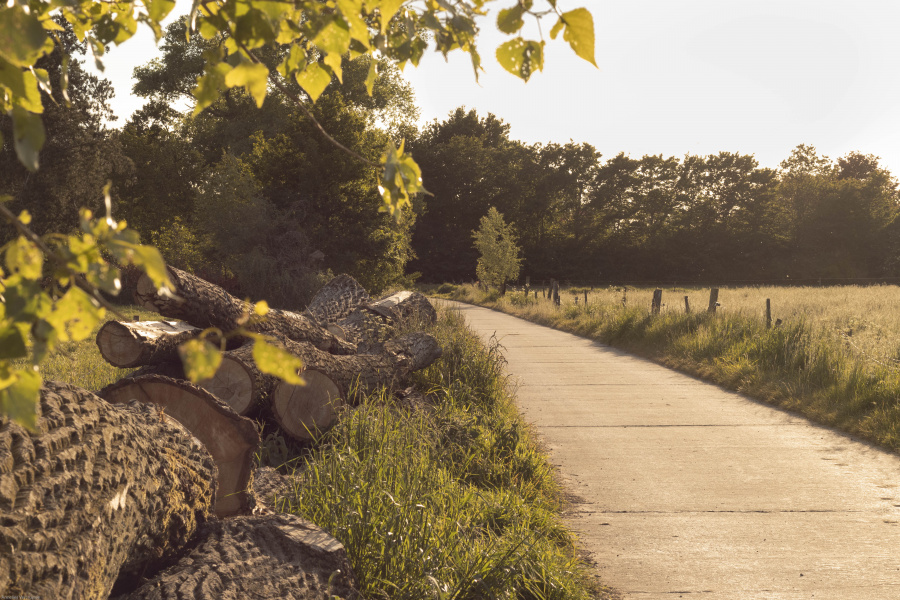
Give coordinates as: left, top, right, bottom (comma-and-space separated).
776, 145, 899, 279
0, 22, 130, 238
409, 108, 531, 282
472, 207, 522, 290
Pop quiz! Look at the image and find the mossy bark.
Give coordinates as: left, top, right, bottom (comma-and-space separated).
303, 274, 370, 325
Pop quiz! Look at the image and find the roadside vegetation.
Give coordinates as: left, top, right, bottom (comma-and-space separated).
437, 283, 900, 453
38, 306, 604, 600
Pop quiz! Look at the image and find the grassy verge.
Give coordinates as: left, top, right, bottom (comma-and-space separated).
276, 308, 603, 599
434, 283, 900, 454
40, 304, 604, 599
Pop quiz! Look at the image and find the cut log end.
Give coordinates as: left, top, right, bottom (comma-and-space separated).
272, 370, 344, 442
96, 320, 200, 368
99, 375, 259, 517
96, 321, 144, 367
199, 356, 256, 416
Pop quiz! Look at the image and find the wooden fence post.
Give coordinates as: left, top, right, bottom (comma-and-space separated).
684, 295, 690, 313
622, 287, 627, 307
584, 290, 588, 305
553, 280, 561, 306
707, 288, 719, 314
766, 298, 772, 329
651, 289, 662, 314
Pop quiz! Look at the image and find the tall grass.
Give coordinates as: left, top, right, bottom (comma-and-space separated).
277, 309, 600, 599
34, 300, 605, 598
441, 283, 900, 452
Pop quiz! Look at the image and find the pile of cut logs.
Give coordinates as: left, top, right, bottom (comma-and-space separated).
0, 268, 442, 599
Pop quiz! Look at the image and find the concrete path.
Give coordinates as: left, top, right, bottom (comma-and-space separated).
440, 300, 900, 600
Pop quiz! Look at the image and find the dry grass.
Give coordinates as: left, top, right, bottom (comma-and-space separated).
437, 283, 900, 453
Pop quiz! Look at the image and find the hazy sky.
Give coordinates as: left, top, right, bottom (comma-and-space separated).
89, 0, 900, 174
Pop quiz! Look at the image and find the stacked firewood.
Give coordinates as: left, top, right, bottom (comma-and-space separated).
0, 268, 441, 600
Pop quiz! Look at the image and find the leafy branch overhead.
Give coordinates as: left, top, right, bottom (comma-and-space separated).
1, 0, 596, 213
0, 0, 596, 428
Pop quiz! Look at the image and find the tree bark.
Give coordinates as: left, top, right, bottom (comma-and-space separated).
113, 514, 359, 600
0, 381, 217, 600
303, 274, 370, 325
270, 332, 442, 442
96, 320, 200, 368
134, 266, 356, 355
202, 330, 441, 434
337, 291, 437, 350
99, 375, 259, 518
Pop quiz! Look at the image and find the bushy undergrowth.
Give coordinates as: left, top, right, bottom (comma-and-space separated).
445, 284, 900, 452
278, 309, 596, 600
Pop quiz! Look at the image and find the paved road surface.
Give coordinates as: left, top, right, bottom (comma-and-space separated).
440, 300, 900, 600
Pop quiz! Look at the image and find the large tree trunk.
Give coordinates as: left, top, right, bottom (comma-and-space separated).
134, 266, 356, 355
202, 330, 442, 429
270, 332, 443, 442
303, 274, 370, 325
114, 514, 359, 600
99, 375, 258, 518
0, 381, 217, 600
95, 320, 200, 368
336, 291, 438, 350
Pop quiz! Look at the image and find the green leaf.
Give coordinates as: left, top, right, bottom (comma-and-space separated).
225, 62, 269, 108
295, 63, 332, 102
313, 17, 352, 56
32, 68, 52, 98
323, 52, 343, 83
5, 236, 43, 280
0, 7, 48, 68
365, 57, 378, 96
0, 367, 41, 431
234, 9, 276, 50
377, 0, 405, 33
11, 106, 45, 172
549, 17, 564, 40
49, 287, 105, 342
497, 5, 525, 34
495, 37, 544, 81
561, 8, 597, 67
146, 0, 177, 23
193, 62, 232, 116
253, 338, 304, 385
0, 325, 27, 360
0, 60, 43, 114
179, 338, 222, 382
130, 244, 172, 293
335, 0, 370, 48
276, 44, 305, 78
379, 140, 425, 217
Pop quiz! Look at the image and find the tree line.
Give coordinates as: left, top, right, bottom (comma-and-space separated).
3, 21, 898, 304
409, 110, 900, 285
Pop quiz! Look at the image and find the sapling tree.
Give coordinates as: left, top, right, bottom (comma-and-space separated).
0, 0, 597, 428
472, 206, 522, 291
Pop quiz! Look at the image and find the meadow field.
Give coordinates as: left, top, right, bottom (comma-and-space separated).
442, 283, 900, 453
